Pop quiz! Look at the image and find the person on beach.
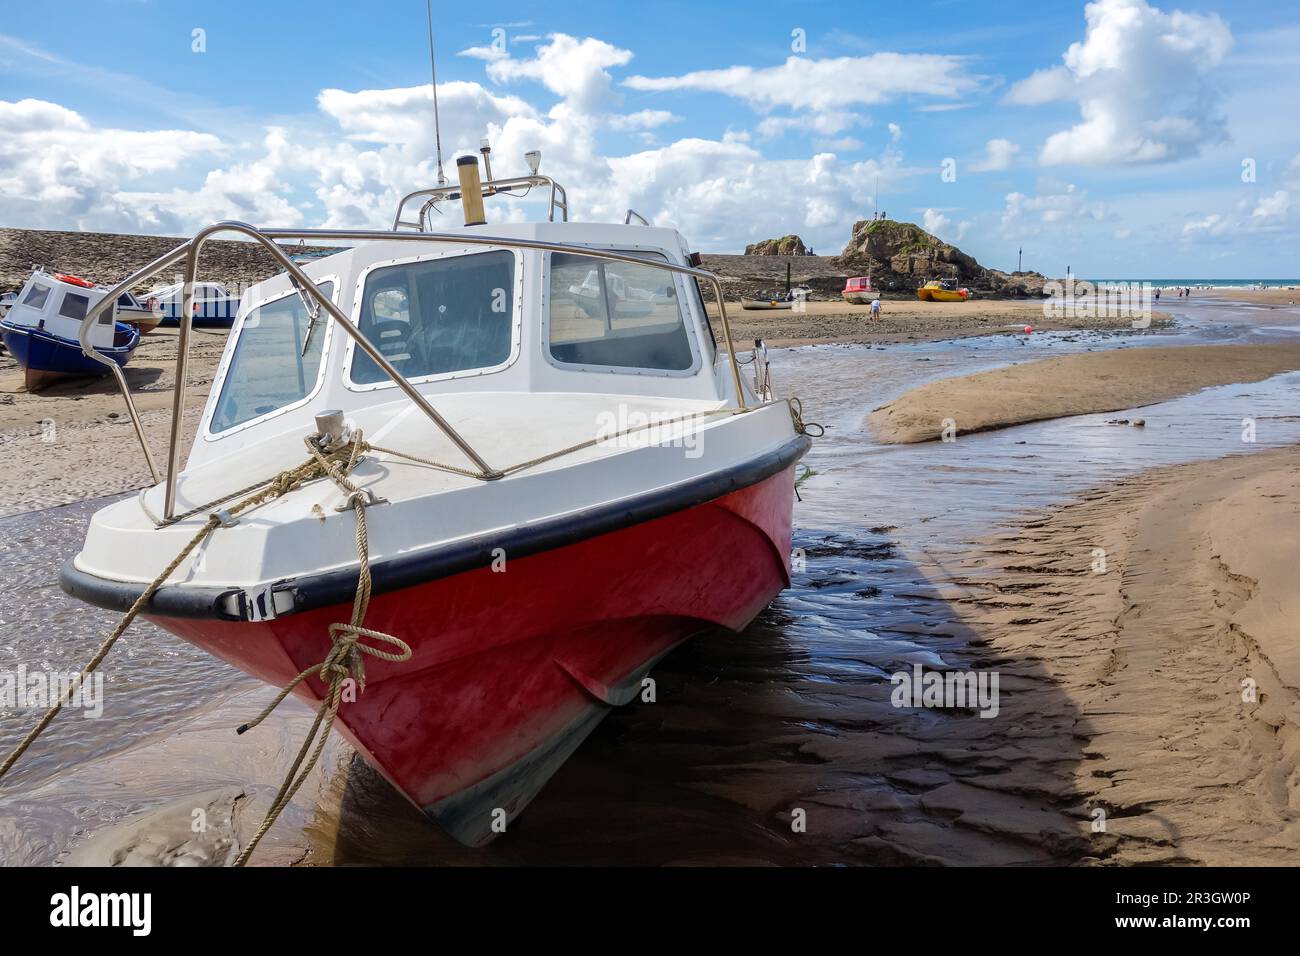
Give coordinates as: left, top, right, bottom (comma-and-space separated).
871, 298, 882, 319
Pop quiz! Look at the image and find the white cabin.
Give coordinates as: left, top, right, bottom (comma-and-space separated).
188, 220, 737, 471
3, 270, 122, 348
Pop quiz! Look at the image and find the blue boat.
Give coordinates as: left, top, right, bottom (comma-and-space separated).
0, 269, 141, 391
148, 280, 241, 327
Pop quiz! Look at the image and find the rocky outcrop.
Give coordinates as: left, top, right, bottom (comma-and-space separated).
744, 235, 811, 257
836, 219, 1053, 297
0, 227, 340, 295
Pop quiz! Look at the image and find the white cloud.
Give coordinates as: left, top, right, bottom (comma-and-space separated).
972, 138, 1021, 172
1001, 180, 1109, 235
459, 44, 509, 62
1252, 189, 1290, 220
0, 98, 221, 232
606, 109, 679, 131
922, 208, 951, 237
1182, 213, 1227, 236
624, 53, 979, 112
888, 122, 903, 142
1005, 66, 1075, 106
483, 34, 634, 114
755, 111, 865, 140
1008, 0, 1233, 166
318, 82, 537, 144
814, 136, 864, 152
119, 128, 304, 230
601, 141, 894, 247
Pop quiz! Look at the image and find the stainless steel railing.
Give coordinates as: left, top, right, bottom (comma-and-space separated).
76, 221, 749, 522
393, 175, 569, 230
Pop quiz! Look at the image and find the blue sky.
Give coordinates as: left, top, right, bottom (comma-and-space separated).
1, 0, 1298, 277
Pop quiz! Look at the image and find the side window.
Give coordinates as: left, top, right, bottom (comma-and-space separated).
22, 284, 51, 309
209, 281, 334, 434
351, 250, 515, 385
547, 252, 694, 372
58, 292, 90, 321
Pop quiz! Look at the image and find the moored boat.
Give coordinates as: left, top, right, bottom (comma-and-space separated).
57, 145, 813, 849
740, 290, 795, 310
113, 290, 164, 334
0, 269, 141, 391
916, 278, 970, 302
149, 280, 241, 327
842, 276, 878, 304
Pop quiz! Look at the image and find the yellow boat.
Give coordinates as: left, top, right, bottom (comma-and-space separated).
916, 279, 970, 302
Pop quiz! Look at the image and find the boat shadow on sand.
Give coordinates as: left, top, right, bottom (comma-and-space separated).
315, 525, 1100, 866
13, 364, 164, 397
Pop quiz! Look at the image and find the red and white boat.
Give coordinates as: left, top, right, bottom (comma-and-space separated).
61, 147, 810, 847
842, 276, 878, 304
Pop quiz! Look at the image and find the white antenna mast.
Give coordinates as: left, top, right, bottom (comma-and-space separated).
426, 0, 446, 186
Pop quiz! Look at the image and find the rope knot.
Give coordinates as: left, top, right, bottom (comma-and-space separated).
787, 397, 825, 437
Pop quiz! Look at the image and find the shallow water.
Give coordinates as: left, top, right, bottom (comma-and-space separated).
1, 298, 1298, 865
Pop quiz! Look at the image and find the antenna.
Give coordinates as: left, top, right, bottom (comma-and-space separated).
426, 0, 446, 186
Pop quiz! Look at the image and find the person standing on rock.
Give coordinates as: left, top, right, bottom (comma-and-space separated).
871, 298, 882, 319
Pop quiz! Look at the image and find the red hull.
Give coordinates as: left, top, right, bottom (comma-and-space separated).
150, 466, 796, 845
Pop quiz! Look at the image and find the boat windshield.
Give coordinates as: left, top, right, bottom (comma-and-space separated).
547, 251, 693, 372
209, 281, 334, 434
350, 250, 516, 385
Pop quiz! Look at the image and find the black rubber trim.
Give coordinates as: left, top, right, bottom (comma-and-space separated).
59, 435, 811, 621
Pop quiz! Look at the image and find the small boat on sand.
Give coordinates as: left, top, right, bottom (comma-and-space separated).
917, 278, 970, 302
842, 276, 879, 304
0, 270, 141, 391
149, 280, 241, 327
741, 290, 795, 310
114, 290, 164, 334
59, 142, 812, 849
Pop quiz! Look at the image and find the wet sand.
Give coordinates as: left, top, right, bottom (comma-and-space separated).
869, 343, 1300, 443
717, 298, 1167, 348
0, 326, 220, 516
949, 446, 1300, 863
1194, 288, 1300, 307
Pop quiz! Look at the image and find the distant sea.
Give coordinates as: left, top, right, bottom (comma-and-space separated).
1084, 278, 1300, 288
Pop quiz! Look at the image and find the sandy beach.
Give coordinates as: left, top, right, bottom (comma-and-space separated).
869, 342, 1300, 443
947, 446, 1300, 863
1193, 287, 1300, 306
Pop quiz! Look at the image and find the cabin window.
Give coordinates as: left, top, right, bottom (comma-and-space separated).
547, 252, 694, 372
58, 292, 90, 321
209, 281, 335, 434
22, 284, 51, 310
350, 250, 515, 385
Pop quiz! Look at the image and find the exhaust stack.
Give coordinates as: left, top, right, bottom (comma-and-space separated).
457, 155, 486, 226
